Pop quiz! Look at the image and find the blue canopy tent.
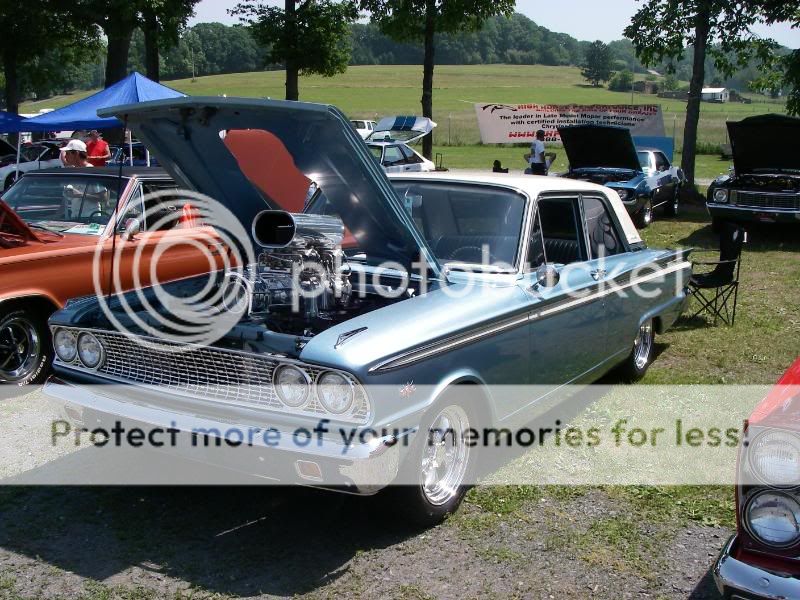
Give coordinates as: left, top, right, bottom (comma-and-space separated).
24, 72, 185, 131
0, 111, 28, 134
21, 72, 185, 167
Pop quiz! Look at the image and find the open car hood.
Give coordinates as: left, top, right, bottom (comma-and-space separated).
728, 114, 800, 175
0, 199, 42, 246
367, 115, 436, 144
99, 97, 441, 275
559, 125, 641, 171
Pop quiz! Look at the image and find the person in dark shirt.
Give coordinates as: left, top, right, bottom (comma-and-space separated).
492, 160, 509, 173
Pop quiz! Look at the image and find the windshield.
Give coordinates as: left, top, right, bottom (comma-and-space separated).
637, 152, 650, 169
351, 121, 366, 129
2, 174, 122, 235
385, 180, 526, 269
367, 144, 383, 160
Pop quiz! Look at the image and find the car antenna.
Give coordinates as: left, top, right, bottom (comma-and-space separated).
107, 116, 128, 302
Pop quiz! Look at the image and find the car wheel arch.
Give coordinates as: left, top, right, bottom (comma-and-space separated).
425, 372, 496, 427
0, 294, 60, 317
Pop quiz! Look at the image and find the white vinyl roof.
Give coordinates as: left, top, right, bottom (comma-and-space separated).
702, 87, 727, 94
388, 171, 643, 247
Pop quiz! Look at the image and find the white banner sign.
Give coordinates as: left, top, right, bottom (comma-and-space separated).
474, 103, 666, 143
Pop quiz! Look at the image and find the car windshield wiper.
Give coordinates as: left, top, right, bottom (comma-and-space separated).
27, 223, 64, 237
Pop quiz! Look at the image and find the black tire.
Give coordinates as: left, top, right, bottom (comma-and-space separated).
0, 308, 52, 387
634, 197, 653, 229
618, 319, 655, 382
387, 390, 478, 528
711, 216, 725, 233
664, 185, 680, 218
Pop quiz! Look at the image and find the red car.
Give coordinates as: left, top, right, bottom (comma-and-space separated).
714, 357, 800, 598
0, 167, 221, 386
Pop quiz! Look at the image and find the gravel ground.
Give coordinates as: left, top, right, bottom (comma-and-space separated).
0, 388, 728, 600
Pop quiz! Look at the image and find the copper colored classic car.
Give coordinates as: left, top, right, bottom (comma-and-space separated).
0, 167, 218, 386
714, 357, 800, 598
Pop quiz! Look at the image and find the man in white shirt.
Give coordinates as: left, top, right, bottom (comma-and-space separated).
528, 129, 546, 175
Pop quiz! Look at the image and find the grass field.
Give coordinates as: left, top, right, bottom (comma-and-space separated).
22, 64, 786, 149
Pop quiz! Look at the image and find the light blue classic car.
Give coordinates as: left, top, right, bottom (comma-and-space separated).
44, 98, 691, 525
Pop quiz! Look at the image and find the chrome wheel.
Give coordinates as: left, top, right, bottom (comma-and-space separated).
421, 404, 470, 506
642, 201, 653, 225
632, 321, 653, 370
0, 313, 42, 382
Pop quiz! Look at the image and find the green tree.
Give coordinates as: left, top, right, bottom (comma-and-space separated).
608, 69, 634, 92
581, 40, 614, 86
360, 0, 515, 160
0, 1, 99, 115
141, 0, 200, 82
232, 1, 358, 101
752, 2, 800, 114
624, 0, 779, 186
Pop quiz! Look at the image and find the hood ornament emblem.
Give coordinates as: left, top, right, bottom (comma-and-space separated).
335, 327, 368, 349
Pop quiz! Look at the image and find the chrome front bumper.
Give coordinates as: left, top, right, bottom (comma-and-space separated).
714, 535, 800, 599
43, 375, 407, 494
706, 203, 800, 224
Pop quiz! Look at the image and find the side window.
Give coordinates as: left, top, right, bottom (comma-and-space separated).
139, 182, 188, 231
119, 186, 144, 228
582, 196, 624, 259
528, 197, 586, 267
382, 146, 406, 167
44, 146, 61, 160
654, 152, 669, 171
400, 145, 423, 164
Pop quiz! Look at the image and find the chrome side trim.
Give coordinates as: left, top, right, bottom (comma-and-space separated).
371, 260, 691, 373
369, 313, 530, 372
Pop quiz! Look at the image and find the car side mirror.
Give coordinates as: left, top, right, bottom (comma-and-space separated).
121, 217, 140, 241
535, 263, 560, 288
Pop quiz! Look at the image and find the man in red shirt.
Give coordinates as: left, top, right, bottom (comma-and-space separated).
85, 130, 111, 167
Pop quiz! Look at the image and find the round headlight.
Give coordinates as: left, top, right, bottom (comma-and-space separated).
713, 188, 729, 203
77, 333, 104, 369
274, 365, 310, 408
316, 371, 355, 415
746, 491, 800, 547
53, 329, 77, 362
749, 430, 800, 487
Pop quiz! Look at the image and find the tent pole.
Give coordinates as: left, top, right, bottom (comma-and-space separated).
127, 129, 133, 166
14, 134, 22, 181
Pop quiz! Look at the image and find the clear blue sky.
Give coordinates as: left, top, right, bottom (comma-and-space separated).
190, 0, 798, 48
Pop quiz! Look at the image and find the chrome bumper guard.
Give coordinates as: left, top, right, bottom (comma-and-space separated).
43, 376, 405, 494
714, 535, 800, 600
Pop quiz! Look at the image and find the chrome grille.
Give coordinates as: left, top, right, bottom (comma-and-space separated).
732, 191, 800, 210
58, 329, 370, 424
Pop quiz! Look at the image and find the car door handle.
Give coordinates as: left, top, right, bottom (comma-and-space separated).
590, 269, 607, 281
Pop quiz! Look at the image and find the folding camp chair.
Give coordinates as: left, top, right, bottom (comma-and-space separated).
688, 223, 746, 326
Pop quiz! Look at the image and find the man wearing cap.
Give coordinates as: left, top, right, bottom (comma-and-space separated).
61, 139, 93, 168
85, 130, 111, 167
60, 140, 110, 218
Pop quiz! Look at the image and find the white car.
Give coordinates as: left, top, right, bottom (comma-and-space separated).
350, 119, 376, 139
0, 142, 63, 191
367, 141, 436, 173
366, 116, 437, 173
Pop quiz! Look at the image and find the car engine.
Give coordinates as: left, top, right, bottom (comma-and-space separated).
222, 210, 360, 336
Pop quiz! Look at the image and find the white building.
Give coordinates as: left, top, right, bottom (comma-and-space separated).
701, 87, 730, 103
